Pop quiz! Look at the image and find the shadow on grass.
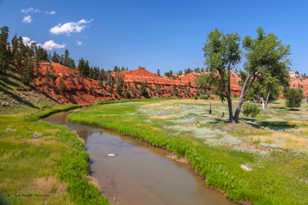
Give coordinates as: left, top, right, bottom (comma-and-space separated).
248, 120, 296, 131
205, 118, 230, 125
0, 193, 9, 205
288, 108, 301, 111
273, 107, 288, 110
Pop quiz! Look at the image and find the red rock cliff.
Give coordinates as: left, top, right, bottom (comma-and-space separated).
33, 62, 307, 105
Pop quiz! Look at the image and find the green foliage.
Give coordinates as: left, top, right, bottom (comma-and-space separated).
203, 28, 290, 122
286, 88, 303, 108
28, 104, 80, 120
199, 94, 209, 99
241, 28, 290, 104
246, 72, 282, 104
242, 102, 260, 117
196, 74, 212, 96
203, 29, 241, 121
0, 26, 10, 74
78, 58, 90, 77
203, 29, 241, 100
62, 49, 75, 68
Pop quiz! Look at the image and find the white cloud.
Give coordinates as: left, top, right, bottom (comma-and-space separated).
21, 36, 65, 51
40, 40, 65, 50
76, 40, 83, 46
45, 10, 56, 15
22, 37, 36, 46
50, 19, 93, 35
21, 7, 40, 14
21, 7, 56, 15
22, 15, 32, 24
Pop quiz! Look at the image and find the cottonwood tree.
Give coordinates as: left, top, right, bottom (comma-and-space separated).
204, 28, 290, 123
233, 28, 290, 122
203, 29, 241, 122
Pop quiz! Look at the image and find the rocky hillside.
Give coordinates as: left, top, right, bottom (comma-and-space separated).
2, 61, 307, 109
33, 62, 113, 105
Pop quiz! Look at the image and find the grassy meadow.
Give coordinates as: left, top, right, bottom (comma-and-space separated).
68, 99, 308, 205
0, 105, 109, 205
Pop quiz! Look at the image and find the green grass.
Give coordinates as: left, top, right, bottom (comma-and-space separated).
0, 105, 109, 205
68, 100, 308, 205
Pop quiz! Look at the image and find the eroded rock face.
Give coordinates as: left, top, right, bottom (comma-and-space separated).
289, 71, 308, 97
116, 67, 199, 98
118, 67, 242, 98
32, 62, 307, 105
33, 62, 113, 105
32, 63, 244, 104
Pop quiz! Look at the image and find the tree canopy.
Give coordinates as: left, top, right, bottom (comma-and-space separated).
203, 27, 290, 122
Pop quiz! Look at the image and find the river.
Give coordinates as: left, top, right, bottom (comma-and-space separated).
45, 112, 234, 205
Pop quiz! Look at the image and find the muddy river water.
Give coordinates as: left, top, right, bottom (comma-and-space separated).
45, 112, 234, 205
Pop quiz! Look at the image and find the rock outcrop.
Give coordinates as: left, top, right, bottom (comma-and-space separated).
31, 63, 244, 104
115, 67, 199, 98
32, 62, 307, 105
289, 71, 308, 97
33, 62, 113, 105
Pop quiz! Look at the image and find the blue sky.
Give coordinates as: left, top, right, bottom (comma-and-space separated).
0, 0, 307, 74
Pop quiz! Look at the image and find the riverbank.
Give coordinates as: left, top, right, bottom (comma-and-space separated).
68, 99, 308, 205
0, 105, 109, 205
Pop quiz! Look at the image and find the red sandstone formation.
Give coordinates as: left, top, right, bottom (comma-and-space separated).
303, 78, 308, 96
116, 67, 199, 98
32, 62, 307, 105
33, 63, 243, 104
289, 71, 308, 97
118, 68, 241, 97
33, 62, 113, 105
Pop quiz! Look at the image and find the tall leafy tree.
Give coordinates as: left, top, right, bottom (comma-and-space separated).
203, 28, 289, 122
233, 28, 290, 122
203, 29, 241, 122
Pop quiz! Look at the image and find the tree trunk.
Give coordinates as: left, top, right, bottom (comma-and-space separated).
226, 66, 234, 122
226, 95, 233, 122
261, 97, 265, 110
265, 91, 271, 109
234, 74, 251, 123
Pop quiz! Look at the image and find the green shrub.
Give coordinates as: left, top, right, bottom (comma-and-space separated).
242, 102, 260, 117
286, 88, 303, 108
199, 94, 209, 100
